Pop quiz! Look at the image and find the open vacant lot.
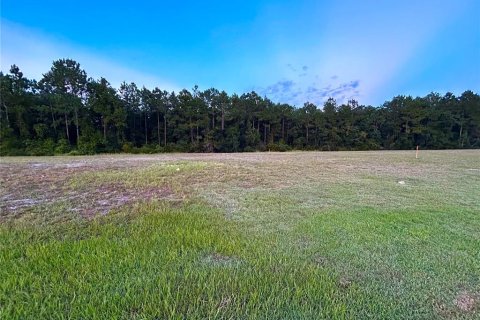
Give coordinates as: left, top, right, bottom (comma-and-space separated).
1, 150, 479, 319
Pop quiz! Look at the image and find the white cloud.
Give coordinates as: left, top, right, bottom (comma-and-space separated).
254, 77, 360, 107
0, 20, 179, 91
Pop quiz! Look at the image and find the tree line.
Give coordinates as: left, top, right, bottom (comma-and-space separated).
1, 59, 479, 155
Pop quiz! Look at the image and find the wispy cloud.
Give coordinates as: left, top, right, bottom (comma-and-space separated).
0, 20, 179, 91
261, 80, 296, 95
255, 75, 360, 107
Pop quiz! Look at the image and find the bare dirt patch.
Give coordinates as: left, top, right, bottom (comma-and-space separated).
201, 252, 241, 267
75, 185, 174, 218
217, 295, 234, 310
454, 291, 477, 312
312, 254, 328, 267
0, 157, 179, 221
339, 276, 352, 289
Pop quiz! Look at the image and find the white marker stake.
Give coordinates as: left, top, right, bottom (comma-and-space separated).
416, 145, 419, 159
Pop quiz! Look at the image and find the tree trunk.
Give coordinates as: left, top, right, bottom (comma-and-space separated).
285, 122, 288, 144
306, 124, 309, 144
144, 112, 148, 145
50, 104, 56, 134
459, 124, 463, 148
164, 115, 167, 147
64, 112, 70, 142
103, 116, 107, 140
221, 106, 225, 131
212, 105, 215, 129
157, 110, 160, 146
74, 106, 79, 144
116, 126, 121, 144
190, 117, 194, 143
196, 124, 199, 143
133, 114, 136, 143
264, 123, 267, 145
3, 101, 9, 128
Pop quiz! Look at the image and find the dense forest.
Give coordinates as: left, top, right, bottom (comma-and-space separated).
1, 59, 479, 155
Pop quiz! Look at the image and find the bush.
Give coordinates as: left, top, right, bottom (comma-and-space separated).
154, 145, 166, 153
267, 142, 291, 152
190, 141, 203, 153
293, 137, 306, 149
25, 139, 55, 156
67, 150, 82, 156
105, 145, 120, 153
77, 133, 103, 155
0, 146, 26, 156
121, 143, 166, 154
0, 128, 26, 155
256, 142, 267, 152
54, 139, 71, 155
122, 142, 134, 153
170, 142, 190, 153
304, 145, 317, 151
138, 144, 157, 154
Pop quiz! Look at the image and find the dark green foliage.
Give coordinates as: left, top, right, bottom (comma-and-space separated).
267, 142, 291, 152
1, 60, 479, 155
54, 138, 71, 154
24, 139, 55, 156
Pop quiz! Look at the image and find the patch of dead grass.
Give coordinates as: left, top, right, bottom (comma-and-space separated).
201, 252, 242, 267
454, 291, 477, 312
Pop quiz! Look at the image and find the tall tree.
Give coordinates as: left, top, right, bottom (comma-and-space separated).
118, 82, 141, 145
87, 77, 124, 143
149, 88, 169, 147
40, 59, 87, 144
0, 66, 33, 140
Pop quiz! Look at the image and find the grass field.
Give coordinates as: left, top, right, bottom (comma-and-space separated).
1, 150, 479, 319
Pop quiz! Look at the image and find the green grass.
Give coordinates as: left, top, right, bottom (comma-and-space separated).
299, 207, 480, 318
1, 203, 357, 319
0, 151, 479, 319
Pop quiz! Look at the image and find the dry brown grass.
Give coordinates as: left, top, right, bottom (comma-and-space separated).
2, 150, 479, 223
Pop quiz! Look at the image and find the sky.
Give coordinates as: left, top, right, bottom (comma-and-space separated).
1, 0, 479, 106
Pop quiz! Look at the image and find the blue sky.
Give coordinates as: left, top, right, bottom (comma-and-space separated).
1, 0, 479, 106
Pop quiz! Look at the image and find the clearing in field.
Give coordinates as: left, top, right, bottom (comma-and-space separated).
1, 150, 479, 319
